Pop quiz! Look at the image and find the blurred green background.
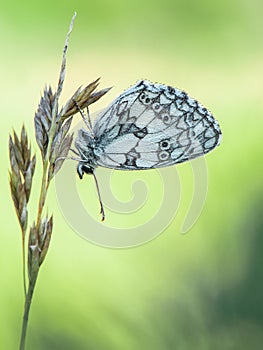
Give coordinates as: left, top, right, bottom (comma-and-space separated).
1, 0, 263, 349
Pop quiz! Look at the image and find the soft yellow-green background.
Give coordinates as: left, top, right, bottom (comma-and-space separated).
1, 1, 263, 349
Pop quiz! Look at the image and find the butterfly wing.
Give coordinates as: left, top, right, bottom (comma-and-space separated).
93, 80, 222, 170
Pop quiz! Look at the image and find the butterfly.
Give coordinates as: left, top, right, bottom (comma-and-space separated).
73, 80, 222, 220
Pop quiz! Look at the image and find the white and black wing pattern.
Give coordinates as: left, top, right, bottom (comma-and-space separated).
92, 80, 222, 170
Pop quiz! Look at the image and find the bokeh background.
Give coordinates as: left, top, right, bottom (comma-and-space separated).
1, 0, 263, 349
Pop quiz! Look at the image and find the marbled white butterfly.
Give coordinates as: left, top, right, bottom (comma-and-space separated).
74, 80, 222, 220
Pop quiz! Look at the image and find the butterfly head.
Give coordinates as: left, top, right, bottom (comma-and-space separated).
77, 163, 94, 179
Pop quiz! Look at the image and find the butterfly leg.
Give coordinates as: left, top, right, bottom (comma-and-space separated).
92, 172, 105, 221
73, 99, 92, 131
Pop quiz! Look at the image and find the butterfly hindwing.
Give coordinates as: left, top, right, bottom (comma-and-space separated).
92, 80, 221, 170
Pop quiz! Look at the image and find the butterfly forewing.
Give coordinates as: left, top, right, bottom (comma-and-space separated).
92, 80, 221, 170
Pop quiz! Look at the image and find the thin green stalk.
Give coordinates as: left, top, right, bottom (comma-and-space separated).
19, 275, 38, 350
18, 155, 51, 349
22, 235, 27, 296
36, 158, 50, 228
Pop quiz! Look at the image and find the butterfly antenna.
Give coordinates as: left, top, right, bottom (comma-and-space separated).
55, 155, 82, 163
69, 148, 80, 156
86, 106, 93, 130
92, 172, 105, 221
73, 99, 92, 131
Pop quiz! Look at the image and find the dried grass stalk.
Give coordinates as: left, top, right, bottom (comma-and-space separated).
8, 12, 111, 350
59, 79, 111, 120
9, 127, 36, 233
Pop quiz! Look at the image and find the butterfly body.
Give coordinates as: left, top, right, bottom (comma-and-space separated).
75, 79, 222, 177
